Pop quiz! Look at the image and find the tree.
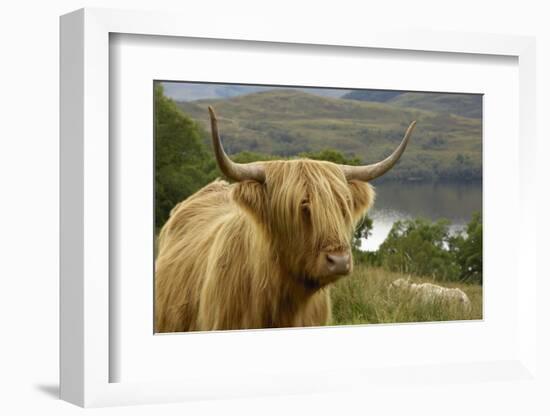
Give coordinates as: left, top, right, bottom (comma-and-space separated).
299, 149, 362, 166
378, 218, 461, 281
450, 212, 483, 283
155, 83, 215, 229
353, 215, 373, 250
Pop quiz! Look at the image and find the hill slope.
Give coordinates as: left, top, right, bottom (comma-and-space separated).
162, 82, 269, 101
176, 89, 482, 181
344, 90, 482, 119
342, 90, 404, 102
163, 81, 351, 102
389, 92, 482, 119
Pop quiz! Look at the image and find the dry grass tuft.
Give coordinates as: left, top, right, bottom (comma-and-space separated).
330, 264, 482, 325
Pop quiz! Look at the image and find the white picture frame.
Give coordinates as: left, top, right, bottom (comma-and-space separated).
60, 7, 538, 408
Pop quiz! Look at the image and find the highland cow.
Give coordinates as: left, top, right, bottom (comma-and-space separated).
155, 106, 416, 332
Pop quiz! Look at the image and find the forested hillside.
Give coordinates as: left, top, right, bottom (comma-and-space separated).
176, 89, 482, 182
343, 90, 482, 119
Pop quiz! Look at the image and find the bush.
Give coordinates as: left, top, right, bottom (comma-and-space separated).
373, 213, 483, 283
299, 149, 362, 165
450, 212, 483, 283
352, 248, 380, 267
378, 218, 461, 281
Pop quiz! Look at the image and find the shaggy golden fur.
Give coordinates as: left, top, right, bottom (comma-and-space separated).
155, 159, 375, 332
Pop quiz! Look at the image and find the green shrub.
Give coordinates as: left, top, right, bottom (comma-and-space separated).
450, 212, 483, 283
378, 218, 461, 281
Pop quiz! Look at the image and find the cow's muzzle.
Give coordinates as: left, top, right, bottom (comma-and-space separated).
323, 251, 351, 276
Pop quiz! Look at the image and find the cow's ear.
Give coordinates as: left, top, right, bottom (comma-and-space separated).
232, 181, 267, 221
348, 180, 376, 221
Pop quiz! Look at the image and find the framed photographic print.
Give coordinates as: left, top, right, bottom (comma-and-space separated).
60, 8, 539, 408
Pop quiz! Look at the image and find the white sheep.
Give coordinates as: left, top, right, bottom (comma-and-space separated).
389, 277, 471, 310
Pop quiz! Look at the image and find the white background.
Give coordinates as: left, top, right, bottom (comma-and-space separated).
1, 1, 548, 415
112, 34, 519, 384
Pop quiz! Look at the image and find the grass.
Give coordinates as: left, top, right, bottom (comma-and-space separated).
330, 264, 482, 325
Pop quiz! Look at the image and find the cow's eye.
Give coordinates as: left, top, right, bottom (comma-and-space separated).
301, 200, 310, 216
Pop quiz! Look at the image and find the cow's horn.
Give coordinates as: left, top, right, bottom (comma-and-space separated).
341, 120, 416, 182
208, 106, 266, 182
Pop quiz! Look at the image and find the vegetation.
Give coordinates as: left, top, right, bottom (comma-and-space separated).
358, 213, 482, 284
344, 90, 482, 119
175, 89, 482, 182
450, 212, 483, 284
154, 84, 217, 228
389, 92, 482, 119
377, 218, 460, 281
330, 264, 482, 325
342, 90, 404, 103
